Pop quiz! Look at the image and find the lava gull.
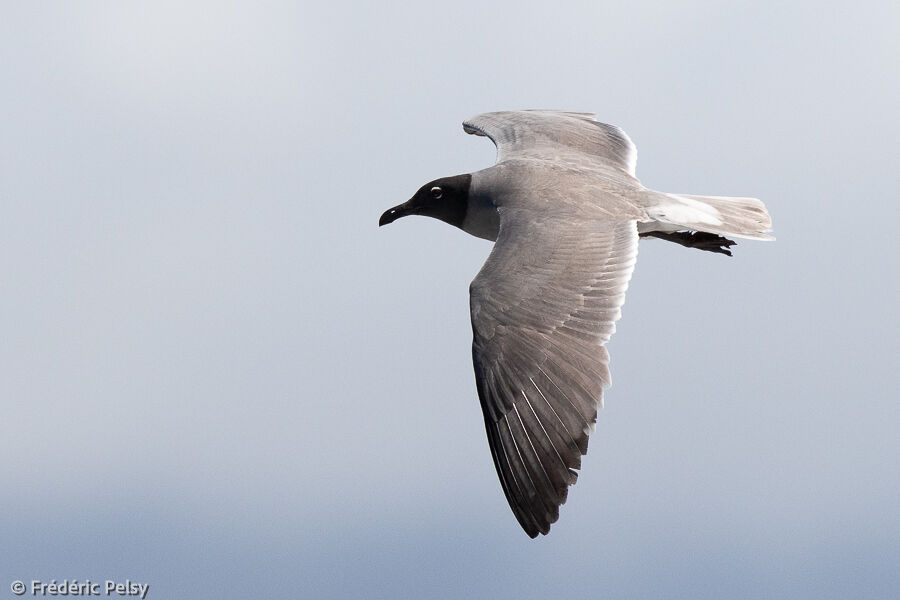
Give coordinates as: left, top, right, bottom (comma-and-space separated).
379, 110, 773, 537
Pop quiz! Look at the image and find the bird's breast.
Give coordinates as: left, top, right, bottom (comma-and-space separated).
462, 193, 500, 241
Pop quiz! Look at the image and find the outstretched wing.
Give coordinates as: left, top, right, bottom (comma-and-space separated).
470, 207, 639, 537
463, 110, 637, 176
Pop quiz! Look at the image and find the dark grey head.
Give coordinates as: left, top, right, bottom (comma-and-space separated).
379, 174, 471, 229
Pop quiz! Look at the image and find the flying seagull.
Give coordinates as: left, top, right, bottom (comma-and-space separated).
379, 110, 773, 538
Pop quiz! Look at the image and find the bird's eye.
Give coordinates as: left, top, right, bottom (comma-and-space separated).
430, 186, 443, 199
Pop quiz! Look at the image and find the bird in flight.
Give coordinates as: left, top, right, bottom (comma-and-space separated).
379, 110, 773, 538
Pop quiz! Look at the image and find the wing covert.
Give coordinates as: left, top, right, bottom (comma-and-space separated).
463, 110, 637, 176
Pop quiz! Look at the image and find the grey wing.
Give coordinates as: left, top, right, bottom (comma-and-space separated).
470, 207, 639, 537
463, 110, 637, 176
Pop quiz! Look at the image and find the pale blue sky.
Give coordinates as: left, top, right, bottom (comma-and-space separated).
1, 2, 898, 598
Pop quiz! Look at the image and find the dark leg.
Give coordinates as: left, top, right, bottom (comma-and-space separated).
639, 230, 737, 256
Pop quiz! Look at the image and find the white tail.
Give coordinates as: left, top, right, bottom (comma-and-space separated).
643, 192, 774, 241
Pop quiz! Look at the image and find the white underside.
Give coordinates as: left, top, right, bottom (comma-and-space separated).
647, 194, 723, 226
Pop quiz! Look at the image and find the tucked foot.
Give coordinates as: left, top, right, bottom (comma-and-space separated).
640, 230, 737, 256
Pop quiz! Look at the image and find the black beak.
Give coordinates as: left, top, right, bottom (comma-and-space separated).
379, 201, 414, 226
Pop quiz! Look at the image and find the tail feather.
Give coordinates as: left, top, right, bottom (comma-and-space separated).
643, 192, 774, 241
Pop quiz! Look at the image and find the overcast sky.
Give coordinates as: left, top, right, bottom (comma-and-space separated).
1, 2, 898, 599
